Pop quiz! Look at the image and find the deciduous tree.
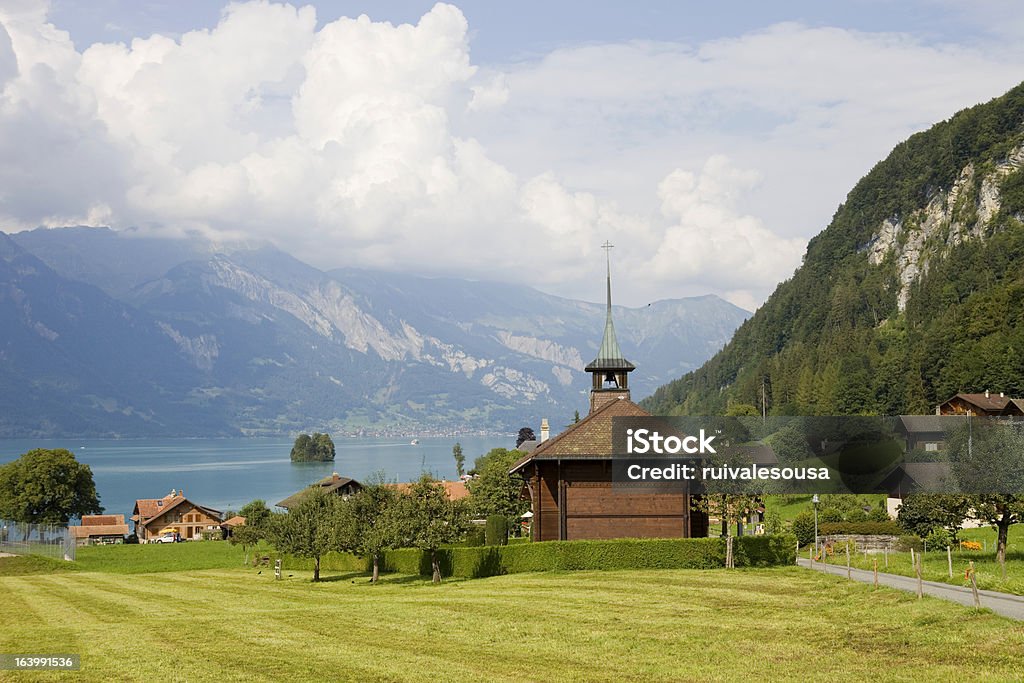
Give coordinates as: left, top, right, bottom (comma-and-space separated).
394, 475, 469, 583
270, 489, 337, 581
0, 449, 102, 525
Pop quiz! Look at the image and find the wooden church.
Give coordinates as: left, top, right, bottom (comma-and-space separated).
510, 248, 709, 541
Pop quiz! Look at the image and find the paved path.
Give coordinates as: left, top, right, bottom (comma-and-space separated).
797, 558, 1024, 621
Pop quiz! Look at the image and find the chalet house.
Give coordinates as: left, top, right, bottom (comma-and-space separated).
276, 473, 363, 509
510, 252, 709, 541
69, 514, 129, 546
937, 391, 1024, 416
131, 490, 223, 542
896, 415, 963, 454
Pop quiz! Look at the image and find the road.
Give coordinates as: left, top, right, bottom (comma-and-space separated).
797, 558, 1024, 621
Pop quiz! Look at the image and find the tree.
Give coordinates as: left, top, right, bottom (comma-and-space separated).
896, 494, 970, 541
516, 427, 536, 448
0, 449, 102, 525
970, 495, 1024, 579
337, 482, 401, 583
229, 499, 273, 557
239, 499, 272, 529
466, 448, 528, 521
947, 418, 1024, 578
394, 474, 469, 583
452, 442, 465, 479
574, 410, 580, 424
269, 489, 337, 581
290, 432, 335, 462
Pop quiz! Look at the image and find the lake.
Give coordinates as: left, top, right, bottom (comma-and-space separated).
0, 436, 508, 521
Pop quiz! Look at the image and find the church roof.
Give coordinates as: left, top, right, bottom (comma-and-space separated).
510, 397, 650, 472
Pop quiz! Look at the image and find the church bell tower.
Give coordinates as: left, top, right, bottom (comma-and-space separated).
585, 241, 635, 414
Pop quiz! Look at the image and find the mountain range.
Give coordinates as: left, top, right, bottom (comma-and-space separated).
644, 81, 1024, 417
1, 227, 749, 437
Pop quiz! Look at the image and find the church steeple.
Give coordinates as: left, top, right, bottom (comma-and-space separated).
585, 241, 635, 413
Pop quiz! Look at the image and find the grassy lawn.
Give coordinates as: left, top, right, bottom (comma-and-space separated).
1, 559, 1023, 681
73, 540, 251, 573
826, 547, 1024, 595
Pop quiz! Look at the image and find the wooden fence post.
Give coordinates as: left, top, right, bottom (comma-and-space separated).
873, 558, 878, 589
846, 543, 851, 580
910, 547, 915, 572
968, 561, 980, 609
915, 554, 923, 599
884, 548, 888, 569
947, 545, 953, 579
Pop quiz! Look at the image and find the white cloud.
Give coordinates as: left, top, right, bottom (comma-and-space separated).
1, 3, 1024, 309
651, 156, 804, 307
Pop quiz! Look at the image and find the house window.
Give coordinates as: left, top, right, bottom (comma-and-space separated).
925, 443, 939, 452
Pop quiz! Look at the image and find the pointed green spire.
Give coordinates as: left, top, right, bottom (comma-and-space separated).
585, 242, 635, 372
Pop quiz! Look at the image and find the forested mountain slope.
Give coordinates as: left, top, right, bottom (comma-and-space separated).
644, 81, 1024, 417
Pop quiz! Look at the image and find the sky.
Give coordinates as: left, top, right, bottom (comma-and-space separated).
2, 1, 1024, 310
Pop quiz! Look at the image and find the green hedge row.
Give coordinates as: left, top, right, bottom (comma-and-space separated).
818, 521, 902, 536
282, 535, 796, 579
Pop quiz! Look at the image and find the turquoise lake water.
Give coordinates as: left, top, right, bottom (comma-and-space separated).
0, 436, 506, 521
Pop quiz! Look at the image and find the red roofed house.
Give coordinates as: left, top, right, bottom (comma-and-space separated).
131, 490, 223, 542
386, 480, 470, 501
70, 514, 130, 546
510, 251, 709, 541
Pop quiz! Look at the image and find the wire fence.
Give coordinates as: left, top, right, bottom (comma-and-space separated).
0, 519, 75, 561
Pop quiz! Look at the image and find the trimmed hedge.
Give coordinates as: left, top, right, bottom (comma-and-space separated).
818, 521, 902, 536
280, 536, 797, 579
379, 536, 795, 579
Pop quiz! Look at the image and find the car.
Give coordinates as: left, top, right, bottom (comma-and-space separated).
153, 533, 180, 543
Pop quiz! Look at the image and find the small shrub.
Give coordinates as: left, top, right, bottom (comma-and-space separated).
845, 509, 869, 523
830, 539, 857, 555
791, 511, 816, 546
818, 508, 844, 523
959, 540, 982, 551
925, 528, 952, 550
867, 506, 891, 522
896, 535, 923, 552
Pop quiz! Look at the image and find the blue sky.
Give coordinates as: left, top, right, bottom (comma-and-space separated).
4, 1, 1024, 309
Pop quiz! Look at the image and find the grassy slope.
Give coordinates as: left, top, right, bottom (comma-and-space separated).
2, 564, 1023, 682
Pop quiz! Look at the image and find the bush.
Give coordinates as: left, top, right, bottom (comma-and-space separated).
867, 506, 891, 522
791, 511, 816, 547
818, 508, 844, 523
845, 509, 869, 523
763, 511, 783, 535
896, 535, 923, 552
484, 515, 508, 546
925, 528, 952, 550
829, 539, 857, 555
818, 521, 902, 536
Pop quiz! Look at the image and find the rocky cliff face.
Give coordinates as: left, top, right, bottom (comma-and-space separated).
867, 144, 1024, 310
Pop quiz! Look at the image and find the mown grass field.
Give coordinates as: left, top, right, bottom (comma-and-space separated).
830, 547, 1024, 595
1, 547, 1023, 682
